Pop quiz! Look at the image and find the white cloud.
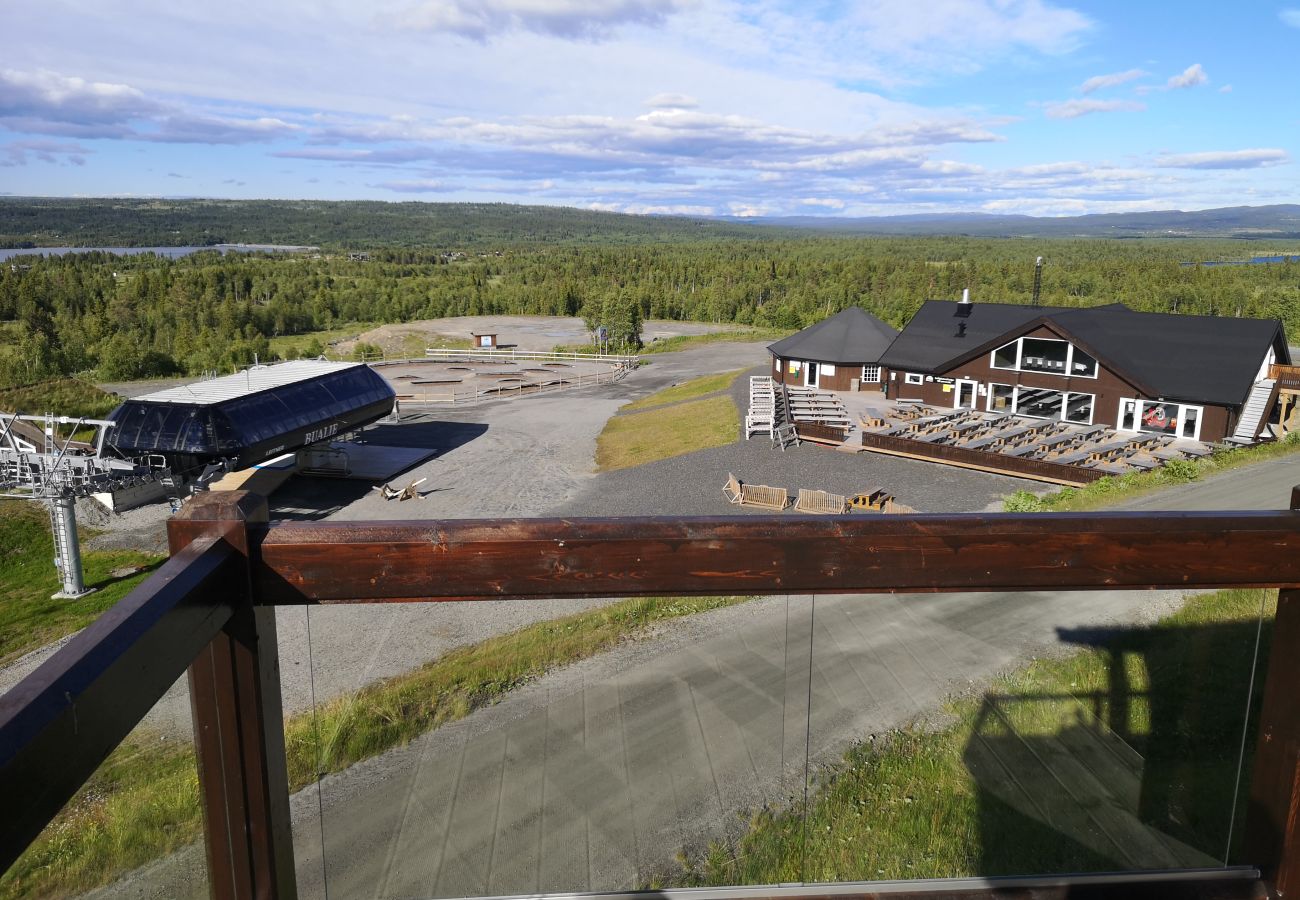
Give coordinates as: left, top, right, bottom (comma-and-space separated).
799, 197, 846, 209
0, 68, 159, 137
643, 92, 698, 109
397, 0, 689, 41
371, 178, 454, 192
1043, 98, 1145, 119
0, 139, 90, 167
1154, 149, 1289, 170
1166, 63, 1208, 89
1280, 8, 1300, 27
0, 68, 302, 144
1219, 84, 1233, 93
1079, 68, 1146, 94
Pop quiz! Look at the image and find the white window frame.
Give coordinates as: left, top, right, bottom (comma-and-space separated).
1063, 391, 1096, 425
954, 379, 979, 410
861, 365, 881, 383
904, 372, 924, 385
1116, 398, 1203, 441
986, 382, 1015, 413
989, 336, 1099, 380
990, 339, 1022, 372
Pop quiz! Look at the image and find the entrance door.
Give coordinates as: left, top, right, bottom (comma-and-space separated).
955, 379, 978, 409
806, 362, 819, 388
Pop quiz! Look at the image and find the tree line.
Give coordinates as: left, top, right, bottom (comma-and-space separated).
1, 236, 1297, 388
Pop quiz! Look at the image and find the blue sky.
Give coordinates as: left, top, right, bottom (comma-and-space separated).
0, 0, 1296, 217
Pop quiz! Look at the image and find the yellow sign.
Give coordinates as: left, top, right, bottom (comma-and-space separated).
942, 384, 952, 393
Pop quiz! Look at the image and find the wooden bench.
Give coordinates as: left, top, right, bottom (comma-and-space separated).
723, 472, 743, 504
794, 488, 849, 515
741, 482, 790, 510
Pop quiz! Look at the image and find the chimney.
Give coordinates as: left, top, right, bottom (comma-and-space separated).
960, 288, 971, 304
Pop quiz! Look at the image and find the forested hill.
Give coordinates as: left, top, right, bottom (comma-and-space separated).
0, 199, 781, 250
3, 198, 1300, 250
3, 235, 1299, 389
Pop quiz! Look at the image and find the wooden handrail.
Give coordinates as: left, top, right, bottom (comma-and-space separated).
0, 535, 239, 871
4, 489, 1300, 898
1270, 363, 1300, 387
249, 510, 1300, 603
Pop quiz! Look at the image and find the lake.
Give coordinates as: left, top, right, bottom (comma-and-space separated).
0, 243, 318, 262
1186, 254, 1300, 267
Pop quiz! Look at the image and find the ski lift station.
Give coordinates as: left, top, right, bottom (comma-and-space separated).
107, 359, 396, 472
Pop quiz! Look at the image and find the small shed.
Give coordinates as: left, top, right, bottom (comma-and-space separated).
767, 307, 899, 392
472, 332, 499, 349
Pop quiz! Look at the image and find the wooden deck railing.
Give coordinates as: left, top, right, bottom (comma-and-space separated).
1270, 363, 1300, 391
4, 488, 1300, 898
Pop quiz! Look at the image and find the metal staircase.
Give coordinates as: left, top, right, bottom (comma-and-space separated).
1230, 378, 1277, 443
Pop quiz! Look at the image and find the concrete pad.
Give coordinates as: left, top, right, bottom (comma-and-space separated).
321, 441, 438, 481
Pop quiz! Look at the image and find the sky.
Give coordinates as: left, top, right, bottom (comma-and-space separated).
0, 0, 1297, 217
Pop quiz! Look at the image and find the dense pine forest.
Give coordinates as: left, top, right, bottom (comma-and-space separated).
2, 234, 1299, 388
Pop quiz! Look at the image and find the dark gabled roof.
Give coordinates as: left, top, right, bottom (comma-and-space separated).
1050, 307, 1287, 406
767, 306, 899, 364
880, 300, 1288, 407
878, 301, 1061, 372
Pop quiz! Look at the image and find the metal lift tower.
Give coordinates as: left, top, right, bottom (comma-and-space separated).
0, 412, 165, 598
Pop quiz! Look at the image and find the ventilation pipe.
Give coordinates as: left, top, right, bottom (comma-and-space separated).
960, 288, 971, 304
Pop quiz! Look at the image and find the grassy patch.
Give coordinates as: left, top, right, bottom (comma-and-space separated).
0, 735, 201, 900
623, 368, 747, 412
0, 378, 121, 419
674, 587, 1273, 885
284, 594, 746, 787
1, 594, 749, 899
638, 328, 790, 355
1003, 432, 1300, 512
596, 395, 740, 471
266, 322, 378, 358
0, 501, 162, 666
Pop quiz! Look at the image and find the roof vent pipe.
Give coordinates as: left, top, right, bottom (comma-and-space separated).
960, 288, 971, 304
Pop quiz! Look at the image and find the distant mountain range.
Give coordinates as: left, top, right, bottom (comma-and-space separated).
738, 204, 1300, 238
2, 197, 1299, 248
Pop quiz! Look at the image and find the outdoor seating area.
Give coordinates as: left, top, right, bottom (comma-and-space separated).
786, 386, 851, 428
860, 404, 1214, 476
724, 473, 909, 514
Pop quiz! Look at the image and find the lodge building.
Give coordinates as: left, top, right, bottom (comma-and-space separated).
767, 306, 898, 392
769, 299, 1290, 445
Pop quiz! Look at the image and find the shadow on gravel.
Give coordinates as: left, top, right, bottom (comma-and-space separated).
357, 419, 488, 454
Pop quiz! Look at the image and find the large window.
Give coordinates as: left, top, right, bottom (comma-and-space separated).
986, 386, 1095, 424
990, 336, 1098, 378
862, 365, 881, 383
988, 383, 1014, 412
1117, 398, 1203, 440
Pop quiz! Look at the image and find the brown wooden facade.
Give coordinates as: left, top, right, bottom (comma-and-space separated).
880, 322, 1238, 443
769, 354, 887, 393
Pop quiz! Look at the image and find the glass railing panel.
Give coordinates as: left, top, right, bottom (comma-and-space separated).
0, 673, 210, 898
301, 593, 814, 897
791, 587, 1274, 884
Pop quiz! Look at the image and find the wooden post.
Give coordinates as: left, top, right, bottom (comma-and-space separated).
169, 491, 297, 900
1242, 485, 1300, 896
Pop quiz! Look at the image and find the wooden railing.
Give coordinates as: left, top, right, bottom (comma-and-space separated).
4, 489, 1300, 898
1270, 363, 1300, 391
